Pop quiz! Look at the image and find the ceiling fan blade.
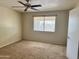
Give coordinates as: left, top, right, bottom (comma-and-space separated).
31, 5, 41, 7
24, 7, 28, 11
12, 6, 24, 8
31, 7, 38, 10
25, 0, 29, 2
18, 1, 26, 6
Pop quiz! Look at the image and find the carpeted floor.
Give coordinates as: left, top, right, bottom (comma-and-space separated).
0, 40, 67, 59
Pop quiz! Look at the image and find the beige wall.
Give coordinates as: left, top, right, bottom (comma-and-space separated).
22, 11, 69, 45
0, 6, 22, 48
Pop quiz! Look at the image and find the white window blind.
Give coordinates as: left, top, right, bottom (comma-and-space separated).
33, 16, 56, 32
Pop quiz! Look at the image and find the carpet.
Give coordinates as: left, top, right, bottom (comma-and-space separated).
0, 40, 67, 59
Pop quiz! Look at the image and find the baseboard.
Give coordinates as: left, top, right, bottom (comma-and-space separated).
0, 39, 21, 48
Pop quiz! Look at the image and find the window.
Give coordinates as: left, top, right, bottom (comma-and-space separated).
33, 16, 56, 32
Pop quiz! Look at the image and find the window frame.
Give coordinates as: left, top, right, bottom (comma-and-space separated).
32, 15, 57, 33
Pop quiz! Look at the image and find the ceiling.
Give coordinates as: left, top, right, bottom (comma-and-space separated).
0, 0, 78, 12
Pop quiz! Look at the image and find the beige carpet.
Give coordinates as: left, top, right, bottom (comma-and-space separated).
0, 40, 67, 59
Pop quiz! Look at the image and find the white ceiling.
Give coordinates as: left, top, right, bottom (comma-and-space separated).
0, 0, 78, 12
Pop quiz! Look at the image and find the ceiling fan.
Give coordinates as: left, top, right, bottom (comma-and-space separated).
12, 0, 42, 11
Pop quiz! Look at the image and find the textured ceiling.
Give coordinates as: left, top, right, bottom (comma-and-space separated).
0, 0, 78, 12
